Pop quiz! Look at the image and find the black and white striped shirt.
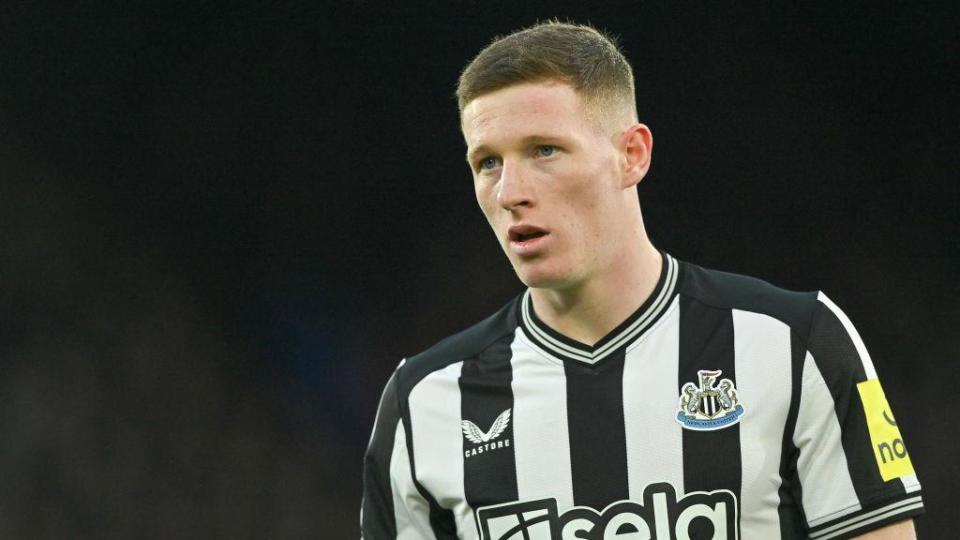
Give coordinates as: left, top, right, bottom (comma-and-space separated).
362, 253, 923, 539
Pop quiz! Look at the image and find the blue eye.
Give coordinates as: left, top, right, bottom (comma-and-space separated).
479, 157, 499, 171
537, 145, 557, 157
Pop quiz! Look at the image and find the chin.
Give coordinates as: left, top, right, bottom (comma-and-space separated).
513, 263, 573, 290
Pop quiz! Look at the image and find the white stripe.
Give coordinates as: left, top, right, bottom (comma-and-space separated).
521, 290, 590, 359
522, 254, 678, 364
521, 293, 592, 361
732, 310, 792, 539
811, 496, 924, 539
408, 362, 477, 538
390, 420, 437, 539
816, 292, 877, 380
795, 351, 862, 527
817, 502, 923, 539
623, 297, 684, 497
511, 332, 575, 511
811, 495, 923, 538
900, 473, 922, 493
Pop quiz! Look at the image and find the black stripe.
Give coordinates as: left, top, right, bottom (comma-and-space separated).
565, 351, 629, 509
394, 296, 521, 538
361, 371, 399, 539
806, 302, 906, 505
678, 297, 742, 526
777, 330, 810, 538
460, 332, 519, 509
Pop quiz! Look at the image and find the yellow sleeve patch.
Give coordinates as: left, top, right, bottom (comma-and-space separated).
857, 379, 915, 481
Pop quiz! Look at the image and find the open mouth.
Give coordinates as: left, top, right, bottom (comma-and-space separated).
509, 225, 549, 243
514, 231, 547, 242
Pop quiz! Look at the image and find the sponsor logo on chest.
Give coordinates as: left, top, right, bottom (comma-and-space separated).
477, 483, 738, 540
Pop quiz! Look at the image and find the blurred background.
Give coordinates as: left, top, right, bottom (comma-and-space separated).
0, 2, 956, 538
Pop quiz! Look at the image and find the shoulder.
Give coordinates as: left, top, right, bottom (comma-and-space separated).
676, 258, 821, 337
394, 294, 522, 397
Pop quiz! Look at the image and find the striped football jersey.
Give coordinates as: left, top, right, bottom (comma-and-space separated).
361, 253, 923, 539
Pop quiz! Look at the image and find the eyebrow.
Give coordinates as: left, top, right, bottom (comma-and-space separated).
465, 135, 567, 164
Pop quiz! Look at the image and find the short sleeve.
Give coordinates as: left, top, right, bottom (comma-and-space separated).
791, 293, 923, 539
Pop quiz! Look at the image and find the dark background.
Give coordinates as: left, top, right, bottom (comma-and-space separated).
1, 2, 956, 538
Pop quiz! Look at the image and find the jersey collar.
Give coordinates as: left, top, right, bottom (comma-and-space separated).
518, 252, 679, 365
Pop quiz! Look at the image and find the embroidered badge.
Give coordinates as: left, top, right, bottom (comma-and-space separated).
676, 370, 744, 431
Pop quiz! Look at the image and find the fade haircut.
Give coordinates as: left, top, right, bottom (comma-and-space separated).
456, 20, 638, 128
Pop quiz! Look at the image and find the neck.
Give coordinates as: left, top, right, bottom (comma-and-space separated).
529, 235, 662, 347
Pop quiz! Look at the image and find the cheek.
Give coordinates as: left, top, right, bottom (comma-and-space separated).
474, 181, 489, 208
558, 182, 614, 248
560, 154, 610, 199
475, 184, 499, 223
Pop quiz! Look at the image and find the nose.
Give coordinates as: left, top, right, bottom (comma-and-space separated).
496, 160, 533, 211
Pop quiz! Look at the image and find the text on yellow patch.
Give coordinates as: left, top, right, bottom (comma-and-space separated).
857, 379, 914, 481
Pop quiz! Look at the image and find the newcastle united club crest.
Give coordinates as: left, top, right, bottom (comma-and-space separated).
676, 369, 744, 431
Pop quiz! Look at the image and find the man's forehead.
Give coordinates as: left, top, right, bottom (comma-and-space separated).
461, 82, 587, 148
462, 82, 584, 126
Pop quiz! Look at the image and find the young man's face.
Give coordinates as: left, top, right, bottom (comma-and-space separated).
461, 81, 635, 290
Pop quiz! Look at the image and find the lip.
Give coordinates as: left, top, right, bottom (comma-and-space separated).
507, 224, 550, 255
508, 224, 549, 241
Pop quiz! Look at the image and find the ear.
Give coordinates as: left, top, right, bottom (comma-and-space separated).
621, 123, 653, 188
